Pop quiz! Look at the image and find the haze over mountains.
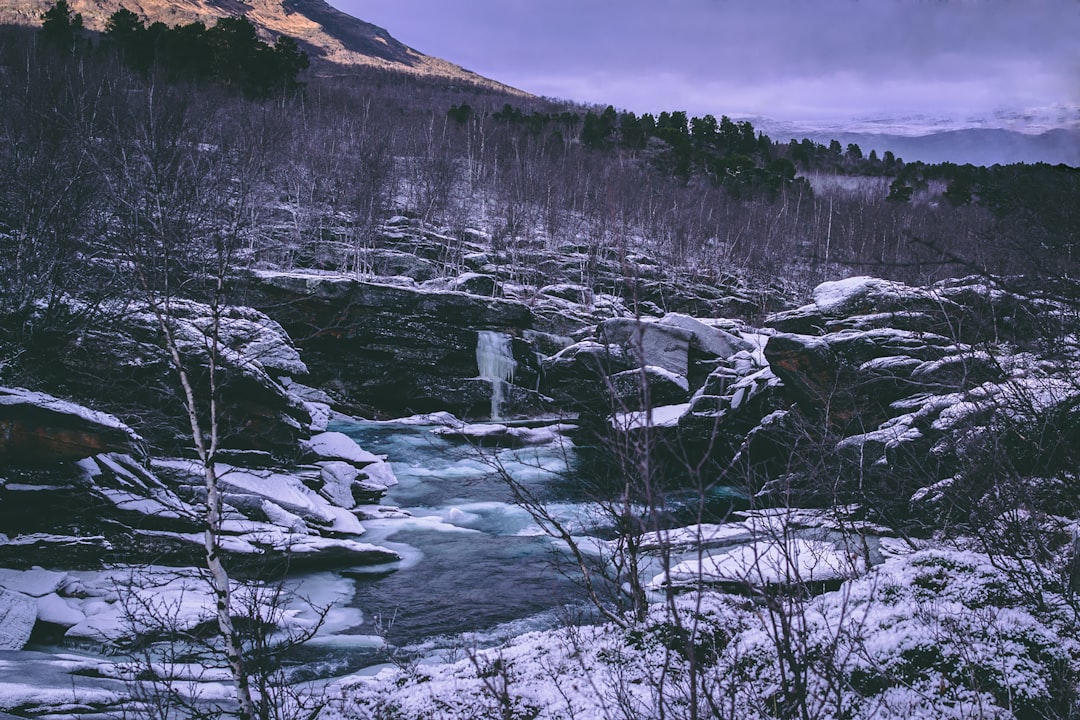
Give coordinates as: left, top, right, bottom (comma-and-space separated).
754, 112, 1080, 167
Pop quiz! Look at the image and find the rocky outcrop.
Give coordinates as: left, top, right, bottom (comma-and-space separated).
544, 313, 759, 416
756, 275, 1080, 523
236, 270, 546, 418
0, 387, 144, 465
6, 299, 311, 457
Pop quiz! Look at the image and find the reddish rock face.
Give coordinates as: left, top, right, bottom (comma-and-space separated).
0, 388, 143, 466
0, 418, 132, 464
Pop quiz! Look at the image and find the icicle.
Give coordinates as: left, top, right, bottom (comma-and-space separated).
476, 331, 516, 421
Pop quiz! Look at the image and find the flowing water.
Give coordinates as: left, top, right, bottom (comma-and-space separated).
292, 418, 596, 677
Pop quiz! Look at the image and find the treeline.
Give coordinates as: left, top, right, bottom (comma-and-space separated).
453, 99, 1078, 272
40, 0, 308, 95
452, 103, 805, 198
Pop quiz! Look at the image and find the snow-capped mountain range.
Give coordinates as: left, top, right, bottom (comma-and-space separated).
750, 106, 1080, 166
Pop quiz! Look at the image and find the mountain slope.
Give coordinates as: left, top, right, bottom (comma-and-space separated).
0, 0, 525, 93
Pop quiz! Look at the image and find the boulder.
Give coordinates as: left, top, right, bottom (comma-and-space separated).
597, 318, 692, 377
303, 432, 381, 466
319, 461, 362, 508
657, 313, 754, 358
8, 298, 311, 456
606, 366, 690, 410
448, 273, 500, 297
0, 387, 144, 466
0, 568, 69, 597
542, 341, 635, 408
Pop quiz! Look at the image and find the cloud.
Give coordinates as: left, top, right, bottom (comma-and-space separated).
340, 0, 1080, 126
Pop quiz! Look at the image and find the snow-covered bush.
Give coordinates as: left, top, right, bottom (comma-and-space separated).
330, 550, 1080, 720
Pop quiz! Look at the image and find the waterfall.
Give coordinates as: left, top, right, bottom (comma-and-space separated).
476, 331, 516, 421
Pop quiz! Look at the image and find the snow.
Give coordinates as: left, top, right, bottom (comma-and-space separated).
361, 460, 398, 487
637, 364, 690, 391
432, 422, 571, 446
611, 403, 690, 430
811, 276, 908, 313
304, 432, 383, 466
652, 537, 865, 589
332, 549, 1077, 720
634, 522, 755, 552
320, 461, 361, 508
305, 401, 332, 432
35, 593, 86, 627
658, 312, 752, 358
0, 589, 36, 650
0, 568, 68, 597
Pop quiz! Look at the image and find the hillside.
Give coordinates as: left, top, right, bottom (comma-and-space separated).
0, 0, 527, 93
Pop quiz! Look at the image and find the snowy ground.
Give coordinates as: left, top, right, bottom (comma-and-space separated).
327, 548, 1080, 720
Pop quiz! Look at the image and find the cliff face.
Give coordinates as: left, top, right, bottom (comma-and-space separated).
0, 0, 526, 93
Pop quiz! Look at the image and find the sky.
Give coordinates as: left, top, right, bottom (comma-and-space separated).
330, 0, 1080, 136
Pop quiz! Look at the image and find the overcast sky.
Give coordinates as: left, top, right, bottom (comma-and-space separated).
331, 1, 1080, 134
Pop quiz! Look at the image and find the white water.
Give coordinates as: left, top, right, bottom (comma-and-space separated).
476, 331, 516, 421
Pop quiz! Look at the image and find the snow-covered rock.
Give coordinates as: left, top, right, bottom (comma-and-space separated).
303, 432, 382, 466
319, 461, 362, 507
652, 537, 865, 589
35, 593, 85, 627
597, 317, 692, 377
432, 422, 571, 448
0, 589, 36, 650
0, 568, 68, 598
658, 312, 753, 358
0, 387, 143, 465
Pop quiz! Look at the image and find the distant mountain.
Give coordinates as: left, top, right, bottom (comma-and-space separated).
0, 0, 526, 93
800, 128, 1079, 167
753, 114, 1080, 167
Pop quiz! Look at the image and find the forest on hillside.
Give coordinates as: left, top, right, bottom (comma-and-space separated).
2, 4, 1077, 341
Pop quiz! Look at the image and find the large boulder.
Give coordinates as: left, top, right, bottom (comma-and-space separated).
6, 299, 310, 457
657, 313, 754, 359
597, 318, 692, 377
0, 387, 144, 465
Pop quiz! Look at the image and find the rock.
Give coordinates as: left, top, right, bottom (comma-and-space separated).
0, 588, 36, 650
260, 500, 309, 534
238, 269, 539, 417
541, 341, 635, 408
319, 461, 362, 508
597, 318, 692, 377
0, 568, 69, 597
8, 298, 311, 457
432, 422, 571, 448
360, 460, 398, 488
35, 592, 86, 627
658, 313, 754, 358
303, 432, 381, 466
449, 272, 499, 296
606, 366, 690, 410
368, 248, 439, 280
652, 538, 865, 590
763, 333, 838, 410
0, 387, 144, 466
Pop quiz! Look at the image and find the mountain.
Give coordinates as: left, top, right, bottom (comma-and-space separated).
753, 115, 1080, 167
0, 0, 525, 93
802, 128, 1079, 167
